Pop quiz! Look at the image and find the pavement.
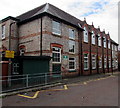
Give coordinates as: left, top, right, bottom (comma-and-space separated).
1, 71, 119, 97
2, 71, 119, 106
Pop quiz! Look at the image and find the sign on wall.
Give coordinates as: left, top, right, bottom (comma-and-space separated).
5, 50, 14, 58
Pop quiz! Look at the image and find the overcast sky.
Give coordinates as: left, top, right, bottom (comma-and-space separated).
0, 0, 119, 43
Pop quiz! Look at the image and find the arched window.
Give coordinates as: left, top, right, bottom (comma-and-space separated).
83, 27, 88, 43
92, 31, 95, 44
19, 45, 26, 56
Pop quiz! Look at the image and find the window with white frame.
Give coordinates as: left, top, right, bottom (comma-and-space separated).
69, 40, 75, 53
104, 37, 106, 48
92, 31, 95, 45
109, 57, 111, 68
84, 27, 88, 43
69, 57, 76, 70
115, 60, 118, 68
98, 35, 101, 46
52, 47, 61, 63
108, 40, 111, 49
115, 46, 117, 51
52, 20, 61, 35
84, 53, 89, 70
2, 25, 5, 39
99, 56, 102, 68
69, 28, 75, 39
13, 63, 19, 74
104, 56, 107, 68
92, 54, 96, 69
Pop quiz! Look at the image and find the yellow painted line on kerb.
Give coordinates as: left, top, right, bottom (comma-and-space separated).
67, 75, 116, 87
18, 85, 68, 99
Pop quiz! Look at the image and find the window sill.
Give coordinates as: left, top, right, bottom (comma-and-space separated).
52, 62, 61, 64
69, 69, 76, 72
84, 68, 89, 71
2, 37, 6, 40
69, 38, 75, 41
69, 52, 75, 55
84, 41, 88, 44
52, 33, 62, 37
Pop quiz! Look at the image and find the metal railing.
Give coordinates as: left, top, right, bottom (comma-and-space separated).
0, 71, 62, 93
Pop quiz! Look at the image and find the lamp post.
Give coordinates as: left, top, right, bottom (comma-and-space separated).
8, 21, 16, 87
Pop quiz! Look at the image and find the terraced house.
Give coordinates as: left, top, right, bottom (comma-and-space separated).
0, 3, 119, 78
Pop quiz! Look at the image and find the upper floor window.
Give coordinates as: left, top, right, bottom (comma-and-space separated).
98, 34, 101, 46
69, 28, 75, 39
108, 40, 111, 49
52, 20, 61, 35
69, 40, 75, 53
2, 25, 5, 39
52, 47, 61, 63
103, 37, 106, 48
92, 31, 95, 45
84, 27, 88, 43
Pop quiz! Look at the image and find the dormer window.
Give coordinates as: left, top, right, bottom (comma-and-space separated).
103, 37, 106, 48
84, 27, 88, 43
98, 34, 101, 46
108, 40, 111, 49
92, 31, 95, 45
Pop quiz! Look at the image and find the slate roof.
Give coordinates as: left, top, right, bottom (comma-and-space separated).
16, 3, 83, 29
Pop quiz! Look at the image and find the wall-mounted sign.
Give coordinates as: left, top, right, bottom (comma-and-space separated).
5, 50, 14, 58
63, 55, 68, 59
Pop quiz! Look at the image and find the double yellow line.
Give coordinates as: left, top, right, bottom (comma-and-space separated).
18, 85, 68, 99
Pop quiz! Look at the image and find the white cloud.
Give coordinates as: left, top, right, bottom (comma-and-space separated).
0, 0, 119, 43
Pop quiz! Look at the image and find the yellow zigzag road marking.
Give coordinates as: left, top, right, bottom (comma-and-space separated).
18, 85, 68, 99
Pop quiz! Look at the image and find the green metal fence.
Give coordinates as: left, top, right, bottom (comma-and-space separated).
0, 71, 62, 93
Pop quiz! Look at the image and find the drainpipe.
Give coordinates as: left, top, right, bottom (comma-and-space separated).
107, 39, 109, 73
78, 30, 83, 76
8, 21, 16, 86
40, 17, 43, 56
96, 35, 99, 74
102, 37, 105, 73
111, 42, 113, 74
89, 32, 92, 75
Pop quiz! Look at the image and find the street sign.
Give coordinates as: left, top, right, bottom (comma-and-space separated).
5, 50, 14, 58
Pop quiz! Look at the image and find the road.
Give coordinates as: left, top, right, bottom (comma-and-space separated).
2, 75, 118, 106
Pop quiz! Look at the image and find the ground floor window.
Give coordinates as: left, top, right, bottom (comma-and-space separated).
109, 57, 111, 68
52, 47, 61, 63
12, 63, 19, 74
104, 56, 107, 68
69, 57, 75, 70
99, 56, 102, 68
115, 60, 118, 69
84, 53, 89, 70
92, 54, 96, 69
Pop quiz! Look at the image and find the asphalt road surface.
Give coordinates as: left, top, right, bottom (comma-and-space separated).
2, 75, 118, 106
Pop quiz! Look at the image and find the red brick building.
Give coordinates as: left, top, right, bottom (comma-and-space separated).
0, 3, 119, 77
